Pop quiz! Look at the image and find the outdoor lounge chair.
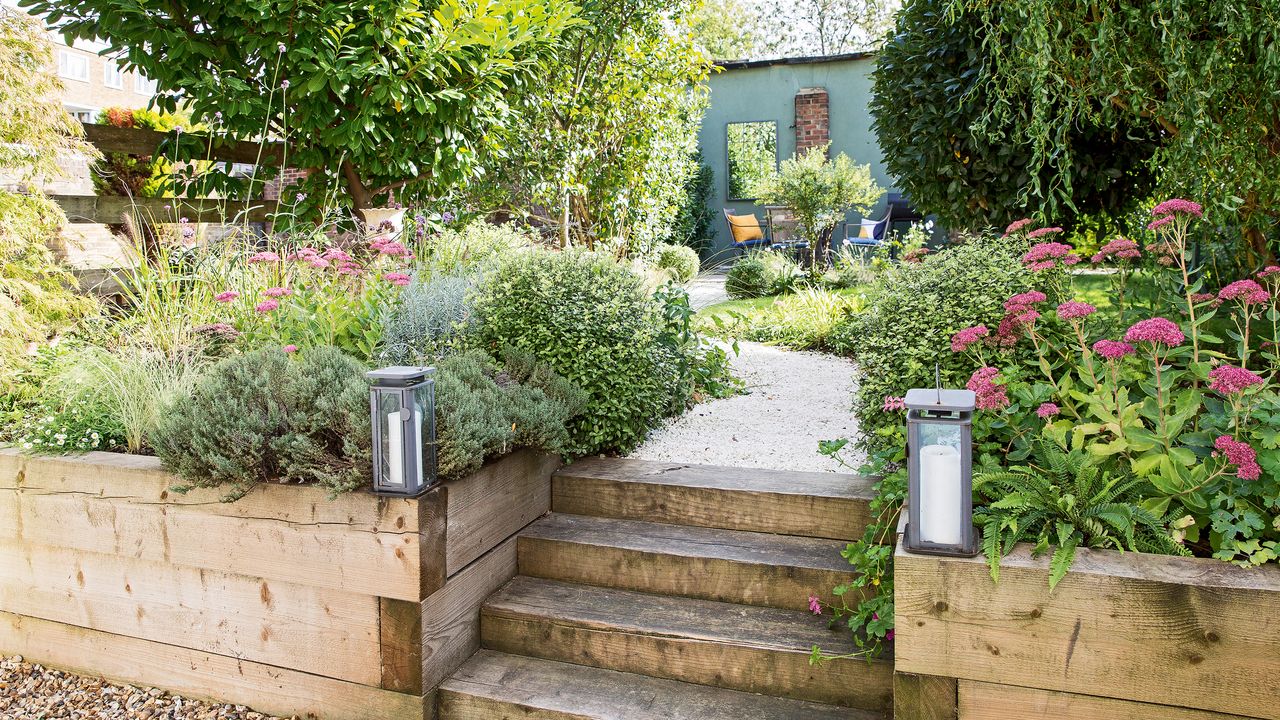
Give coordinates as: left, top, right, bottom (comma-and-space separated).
723, 209, 770, 255
841, 207, 892, 251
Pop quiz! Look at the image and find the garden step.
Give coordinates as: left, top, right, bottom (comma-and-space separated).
552, 457, 875, 540
517, 513, 859, 611
480, 576, 893, 710
437, 650, 888, 720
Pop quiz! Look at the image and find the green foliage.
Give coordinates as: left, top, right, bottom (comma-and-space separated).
666, 152, 716, 254
727, 121, 778, 200
724, 250, 804, 299
755, 145, 885, 267
704, 287, 864, 351
653, 283, 743, 404
92, 107, 199, 197
655, 244, 700, 283
0, 7, 97, 182
434, 349, 585, 480
947, 0, 1280, 258
870, 0, 1157, 233
463, 0, 712, 252
975, 439, 1183, 589
847, 237, 1036, 447
12, 395, 127, 455
379, 274, 475, 365
150, 347, 372, 501
473, 250, 676, 455
27, 0, 578, 209
416, 220, 536, 275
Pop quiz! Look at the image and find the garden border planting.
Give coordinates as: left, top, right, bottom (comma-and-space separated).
894, 541, 1280, 720
0, 448, 559, 720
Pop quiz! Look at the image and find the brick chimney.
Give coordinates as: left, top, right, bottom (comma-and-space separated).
794, 87, 830, 155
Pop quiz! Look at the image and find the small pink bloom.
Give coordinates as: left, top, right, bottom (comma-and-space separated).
950, 325, 989, 352
808, 595, 822, 615
247, 251, 281, 264
255, 299, 279, 313
1123, 317, 1185, 347
1036, 402, 1060, 419
967, 367, 1009, 411
282, 344, 298, 353
1218, 279, 1270, 305
1027, 260, 1056, 271
377, 241, 410, 258
1190, 293, 1217, 304
263, 286, 292, 298
214, 290, 239, 303
1094, 238, 1141, 263
1004, 291, 1047, 312
383, 271, 412, 286
322, 249, 352, 262
1093, 340, 1135, 360
1026, 227, 1064, 240
1214, 436, 1261, 480
1151, 198, 1203, 219
1003, 218, 1034, 236
1056, 301, 1096, 320
882, 395, 906, 411
1258, 266, 1280, 279
1147, 215, 1175, 232
308, 258, 331, 269
1208, 366, 1265, 396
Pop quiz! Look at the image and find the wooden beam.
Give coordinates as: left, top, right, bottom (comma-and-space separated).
380, 598, 424, 694
443, 450, 558, 576
49, 194, 276, 225
82, 122, 284, 166
895, 672, 957, 720
0, 611, 426, 720
895, 543, 1280, 719
958, 680, 1257, 720
421, 536, 518, 691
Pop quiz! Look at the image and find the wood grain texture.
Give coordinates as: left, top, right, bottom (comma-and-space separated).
438, 650, 886, 720
0, 611, 426, 720
82, 122, 283, 165
895, 544, 1280, 719
480, 577, 893, 710
444, 450, 557, 576
895, 673, 957, 720
0, 541, 381, 684
958, 681, 1259, 720
552, 457, 876, 540
421, 537, 518, 691
518, 514, 859, 611
381, 598, 424, 694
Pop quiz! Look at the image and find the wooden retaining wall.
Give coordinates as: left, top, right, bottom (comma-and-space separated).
893, 541, 1280, 720
0, 448, 559, 720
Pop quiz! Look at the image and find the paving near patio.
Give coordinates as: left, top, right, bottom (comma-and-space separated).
630, 340, 864, 472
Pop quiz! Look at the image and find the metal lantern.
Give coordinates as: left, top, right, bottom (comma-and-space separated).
367, 366, 437, 497
903, 387, 980, 556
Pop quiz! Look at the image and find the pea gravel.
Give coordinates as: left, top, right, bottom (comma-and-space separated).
631, 341, 865, 472
0, 656, 289, 720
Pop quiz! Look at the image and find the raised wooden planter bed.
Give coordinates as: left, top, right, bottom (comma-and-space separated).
893, 541, 1280, 720
0, 448, 560, 720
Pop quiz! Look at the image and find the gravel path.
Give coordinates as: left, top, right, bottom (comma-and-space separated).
685, 273, 728, 310
631, 341, 864, 472
0, 656, 286, 720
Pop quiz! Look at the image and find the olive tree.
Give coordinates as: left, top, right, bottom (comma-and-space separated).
24, 0, 579, 210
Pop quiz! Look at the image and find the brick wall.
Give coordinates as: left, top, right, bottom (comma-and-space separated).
263, 167, 311, 201
794, 87, 830, 155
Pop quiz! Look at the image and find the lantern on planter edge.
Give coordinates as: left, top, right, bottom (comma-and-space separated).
903, 386, 980, 556
367, 366, 437, 497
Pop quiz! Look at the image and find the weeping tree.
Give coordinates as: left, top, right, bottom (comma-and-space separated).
870, 0, 1159, 234
24, 0, 579, 212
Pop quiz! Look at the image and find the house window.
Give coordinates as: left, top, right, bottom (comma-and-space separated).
104, 62, 124, 89
58, 51, 90, 82
65, 106, 96, 124
726, 120, 778, 201
135, 73, 157, 95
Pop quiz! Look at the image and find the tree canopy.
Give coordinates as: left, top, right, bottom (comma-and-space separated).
23, 0, 579, 210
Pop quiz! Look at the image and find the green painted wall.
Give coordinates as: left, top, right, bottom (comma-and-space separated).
696, 55, 899, 257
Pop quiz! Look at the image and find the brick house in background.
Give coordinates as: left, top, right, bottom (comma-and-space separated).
50, 37, 158, 123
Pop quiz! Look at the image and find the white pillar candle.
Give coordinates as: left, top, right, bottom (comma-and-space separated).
919, 444, 963, 545
387, 412, 405, 487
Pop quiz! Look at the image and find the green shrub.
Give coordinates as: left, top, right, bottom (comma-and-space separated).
435, 348, 585, 479
379, 273, 475, 365
13, 395, 127, 454
417, 220, 536, 274
474, 250, 673, 455
745, 288, 863, 350
150, 346, 372, 501
847, 237, 1037, 449
655, 243, 699, 283
725, 250, 803, 299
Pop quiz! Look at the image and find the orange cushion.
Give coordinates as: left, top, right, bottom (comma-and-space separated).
727, 213, 765, 244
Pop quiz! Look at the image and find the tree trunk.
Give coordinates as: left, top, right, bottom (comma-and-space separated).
341, 160, 373, 210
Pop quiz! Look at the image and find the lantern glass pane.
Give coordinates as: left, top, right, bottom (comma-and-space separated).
376, 391, 405, 488
916, 420, 963, 547
412, 386, 434, 482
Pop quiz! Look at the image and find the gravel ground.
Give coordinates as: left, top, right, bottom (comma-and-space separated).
631, 341, 864, 472
685, 273, 728, 310
0, 656, 287, 720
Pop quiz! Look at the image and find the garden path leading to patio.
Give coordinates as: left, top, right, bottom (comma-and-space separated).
630, 340, 863, 472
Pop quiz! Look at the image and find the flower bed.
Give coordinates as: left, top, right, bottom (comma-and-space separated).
0, 448, 558, 720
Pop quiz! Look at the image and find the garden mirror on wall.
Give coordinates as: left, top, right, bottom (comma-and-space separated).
726, 120, 777, 200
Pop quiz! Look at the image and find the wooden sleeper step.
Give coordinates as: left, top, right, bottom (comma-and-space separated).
437, 650, 888, 720
517, 513, 861, 612
480, 576, 894, 711
553, 458, 877, 541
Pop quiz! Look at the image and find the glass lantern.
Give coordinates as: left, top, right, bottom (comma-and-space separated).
903, 387, 980, 556
367, 366, 437, 497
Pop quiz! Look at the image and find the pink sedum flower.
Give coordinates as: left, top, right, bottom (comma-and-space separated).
1257, 266, 1280, 279
1022, 241, 1080, 270
808, 595, 822, 615
377, 241, 410, 258
967, 367, 1009, 411
383, 272, 412, 286
1218, 279, 1270, 305
1004, 291, 1047, 312
1036, 402, 1060, 419
282, 344, 298, 353
214, 290, 239, 303
1056, 301, 1097, 320
1092, 340, 1135, 360
1214, 436, 1261, 480
1092, 238, 1141, 264
950, 325, 989, 352
1003, 218, 1034, 236
882, 396, 906, 412
1123, 317, 1185, 347
255, 299, 279, 313
322, 249, 353, 263
1026, 227, 1064, 240
1208, 366, 1265, 396
1151, 198, 1204, 219
247, 251, 281, 263
1147, 215, 1175, 232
